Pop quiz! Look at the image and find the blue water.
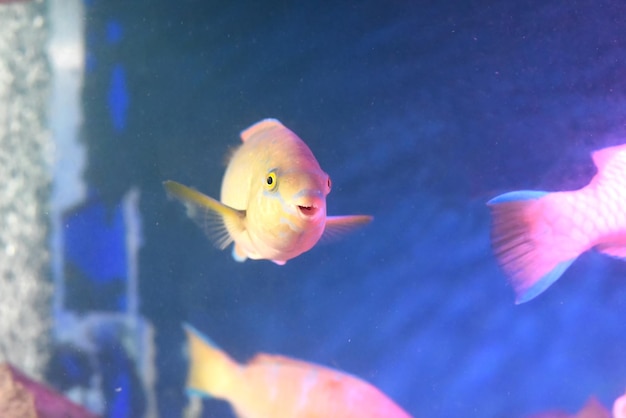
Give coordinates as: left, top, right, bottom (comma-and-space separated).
78, 1, 626, 416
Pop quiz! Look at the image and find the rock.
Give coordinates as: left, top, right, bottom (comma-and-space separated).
0, 363, 98, 418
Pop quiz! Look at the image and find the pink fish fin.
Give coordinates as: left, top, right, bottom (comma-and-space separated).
591, 144, 626, 171
231, 243, 248, 263
575, 396, 611, 418
525, 411, 569, 418
613, 392, 626, 418
240, 118, 285, 142
321, 214, 374, 243
271, 259, 287, 265
596, 243, 626, 259
588, 145, 626, 188
183, 323, 240, 400
488, 190, 578, 304
163, 180, 245, 250
249, 353, 322, 371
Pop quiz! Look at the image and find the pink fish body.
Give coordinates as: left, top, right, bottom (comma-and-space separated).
184, 324, 412, 418
525, 396, 610, 418
488, 143, 626, 303
614, 392, 626, 418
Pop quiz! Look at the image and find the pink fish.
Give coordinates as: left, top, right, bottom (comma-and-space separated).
614, 392, 626, 418
184, 324, 412, 418
488, 143, 626, 303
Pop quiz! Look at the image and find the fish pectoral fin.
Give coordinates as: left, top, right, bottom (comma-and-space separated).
163, 180, 246, 249
321, 215, 373, 242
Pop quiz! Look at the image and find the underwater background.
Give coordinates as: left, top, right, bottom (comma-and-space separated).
4, 0, 626, 417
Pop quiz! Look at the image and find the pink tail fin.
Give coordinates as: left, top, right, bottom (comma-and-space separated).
488, 190, 580, 303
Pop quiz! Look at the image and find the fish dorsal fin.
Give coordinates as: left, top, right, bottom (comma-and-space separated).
249, 353, 333, 374
577, 396, 611, 417
240, 119, 285, 142
589, 144, 626, 188
591, 144, 626, 171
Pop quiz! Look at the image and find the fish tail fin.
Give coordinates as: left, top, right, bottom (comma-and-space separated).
488, 190, 586, 303
183, 323, 240, 400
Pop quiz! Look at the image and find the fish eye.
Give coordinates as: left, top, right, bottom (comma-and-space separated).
327, 176, 332, 190
265, 172, 277, 190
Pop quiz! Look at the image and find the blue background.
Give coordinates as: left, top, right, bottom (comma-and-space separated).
80, 1, 626, 416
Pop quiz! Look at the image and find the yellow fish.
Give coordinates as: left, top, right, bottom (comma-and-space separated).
164, 119, 372, 264
184, 324, 412, 418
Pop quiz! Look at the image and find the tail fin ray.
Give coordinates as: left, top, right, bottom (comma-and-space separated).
488, 191, 582, 303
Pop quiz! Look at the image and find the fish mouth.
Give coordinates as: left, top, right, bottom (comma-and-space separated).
297, 204, 320, 218
293, 190, 324, 220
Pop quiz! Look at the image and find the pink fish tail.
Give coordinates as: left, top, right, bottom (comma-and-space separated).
488, 190, 588, 303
